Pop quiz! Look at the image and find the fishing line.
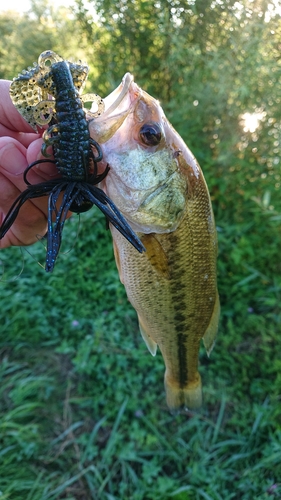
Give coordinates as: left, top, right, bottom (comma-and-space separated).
22, 244, 46, 270
0, 247, 25, 283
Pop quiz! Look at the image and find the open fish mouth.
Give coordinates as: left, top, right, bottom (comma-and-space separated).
89, 73, 134, 130
94, 73, 135, 120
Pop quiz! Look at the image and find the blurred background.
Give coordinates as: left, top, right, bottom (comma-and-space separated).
0, 0, 280, 498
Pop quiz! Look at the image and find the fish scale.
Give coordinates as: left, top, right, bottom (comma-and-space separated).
111, 173, 219, 409
89, 72, 220, 409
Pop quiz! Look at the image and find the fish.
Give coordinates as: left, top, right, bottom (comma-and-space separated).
89, 73, 220, 410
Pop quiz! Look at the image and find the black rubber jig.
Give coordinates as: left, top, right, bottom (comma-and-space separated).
0, 51, 145, 272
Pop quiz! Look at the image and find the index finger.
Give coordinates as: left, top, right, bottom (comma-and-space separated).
0, 80, 39, 144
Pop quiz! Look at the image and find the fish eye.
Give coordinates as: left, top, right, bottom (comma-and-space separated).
139, 123, 162, 146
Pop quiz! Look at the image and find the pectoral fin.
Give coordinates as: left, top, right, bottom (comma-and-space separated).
141, 234, 169, 279
138, 315, 157, 356
203, 291, 220, 356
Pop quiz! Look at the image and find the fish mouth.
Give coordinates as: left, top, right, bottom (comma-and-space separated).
94, 73, 135, 122
89, 73, 141, 145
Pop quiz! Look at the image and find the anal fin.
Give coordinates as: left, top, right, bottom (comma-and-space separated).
203, 291, 220, 356
138, 315, 157, 356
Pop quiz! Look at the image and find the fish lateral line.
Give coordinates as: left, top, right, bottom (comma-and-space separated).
104, 77, 220, 409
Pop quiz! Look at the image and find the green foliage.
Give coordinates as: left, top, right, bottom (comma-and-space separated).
1, 208, 280, 499
75, 0, 281, 208
0, 0, 281, 498
0, 2, 90, 81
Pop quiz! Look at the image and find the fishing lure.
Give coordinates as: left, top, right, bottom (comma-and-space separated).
0, 51, 145, 271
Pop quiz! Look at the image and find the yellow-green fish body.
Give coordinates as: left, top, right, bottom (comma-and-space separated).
90, 74, 220, 409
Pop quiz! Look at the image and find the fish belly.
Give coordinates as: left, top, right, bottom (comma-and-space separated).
110, 173, 219, 410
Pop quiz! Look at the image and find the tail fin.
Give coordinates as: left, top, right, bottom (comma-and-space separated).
164, 372, 202, 410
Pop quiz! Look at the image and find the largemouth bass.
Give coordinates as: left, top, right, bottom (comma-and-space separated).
89, 74, 220, 410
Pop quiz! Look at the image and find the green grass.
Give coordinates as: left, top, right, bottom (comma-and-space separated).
0, 203, 281, 500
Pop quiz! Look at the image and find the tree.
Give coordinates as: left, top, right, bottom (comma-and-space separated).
0, 2, 90, 81
73, 0, 281, 215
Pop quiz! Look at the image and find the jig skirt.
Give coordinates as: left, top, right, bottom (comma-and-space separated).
0, 51, 145, 271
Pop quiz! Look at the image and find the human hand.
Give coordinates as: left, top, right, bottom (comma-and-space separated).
0, 79, 58, 248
